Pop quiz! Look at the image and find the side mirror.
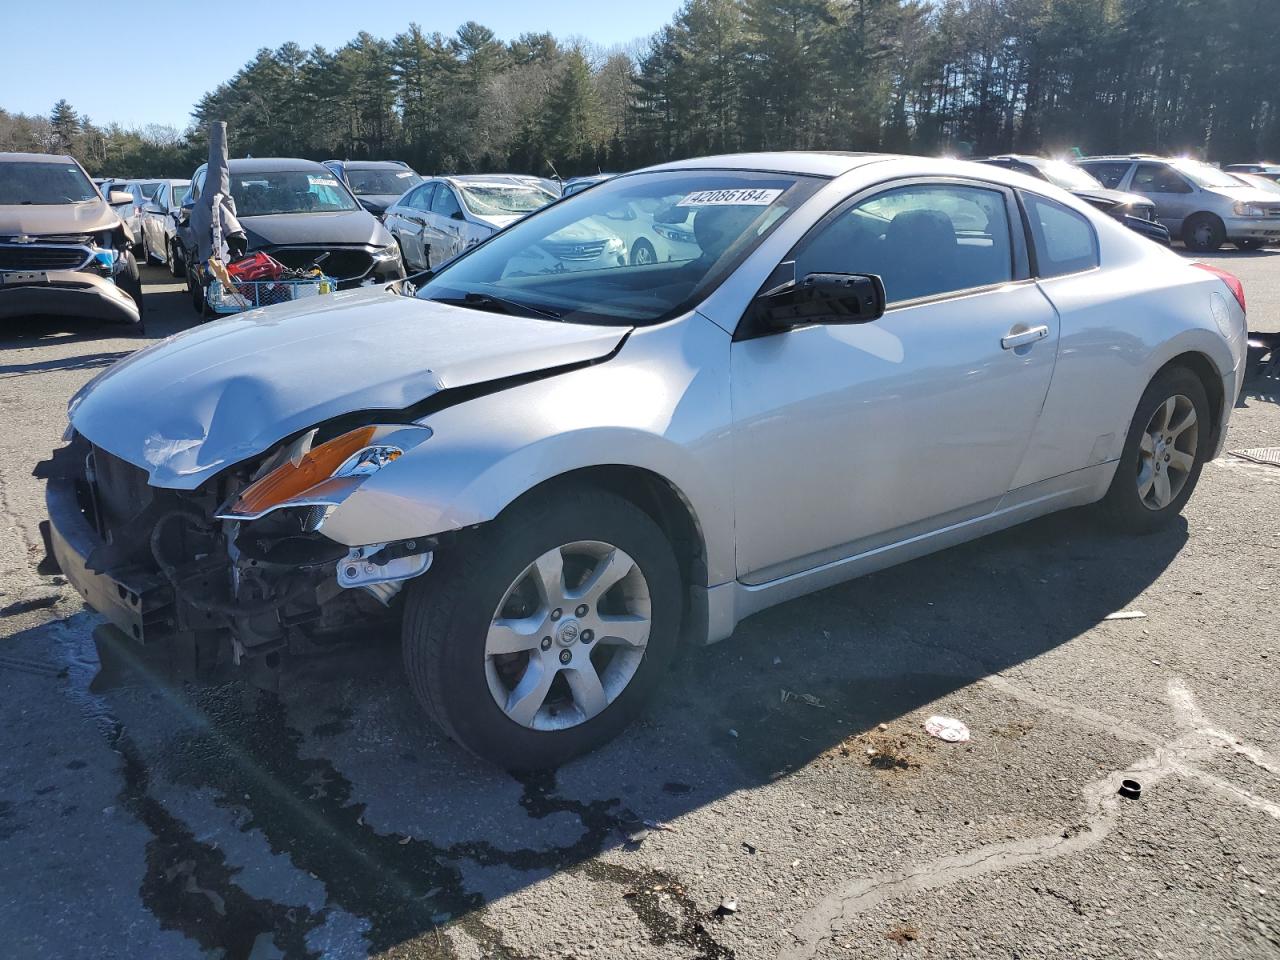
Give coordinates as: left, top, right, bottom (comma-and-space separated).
107, 190, 133, 206
756, 272, 886, 331
450, 210, 466, 221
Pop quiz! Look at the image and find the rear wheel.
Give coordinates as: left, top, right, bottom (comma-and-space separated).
1182, 213, 1225, 252
168, 239, 184, 278
1101, 367, 1210, 533
402, 488, 682, 769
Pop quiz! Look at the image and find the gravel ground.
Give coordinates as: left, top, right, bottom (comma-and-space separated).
1, 253, 1278, 960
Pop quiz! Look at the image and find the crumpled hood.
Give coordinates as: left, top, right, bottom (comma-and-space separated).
241, 208, 390, 249
69, 288, 629, 489
0, 200, 120, 236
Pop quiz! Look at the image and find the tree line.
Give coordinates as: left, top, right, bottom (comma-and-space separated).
3, 0, 1277, 180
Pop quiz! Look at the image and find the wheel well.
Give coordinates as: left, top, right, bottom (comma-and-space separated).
1158, 352, 1224, 449
515, 466, 708, 588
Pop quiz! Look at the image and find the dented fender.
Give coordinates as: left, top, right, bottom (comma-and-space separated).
317, 312, 738, 586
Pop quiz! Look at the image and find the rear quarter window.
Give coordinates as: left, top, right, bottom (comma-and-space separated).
1024, 193, 1099, 278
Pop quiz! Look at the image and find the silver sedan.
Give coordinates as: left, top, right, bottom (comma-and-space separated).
44, 153, 1248, 768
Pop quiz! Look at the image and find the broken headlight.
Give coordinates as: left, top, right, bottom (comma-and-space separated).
216, 424, 432, 523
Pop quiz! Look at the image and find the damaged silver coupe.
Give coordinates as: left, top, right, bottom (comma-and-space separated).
41, 153, 1247, 768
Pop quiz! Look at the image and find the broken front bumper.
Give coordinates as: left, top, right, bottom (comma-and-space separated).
45, 475, 172, 644
0, 270, 139, 323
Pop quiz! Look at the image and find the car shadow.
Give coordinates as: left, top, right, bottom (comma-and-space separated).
18, 503, 1188, 956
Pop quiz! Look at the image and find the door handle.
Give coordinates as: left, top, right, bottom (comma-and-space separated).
1001, 324, 1050, 350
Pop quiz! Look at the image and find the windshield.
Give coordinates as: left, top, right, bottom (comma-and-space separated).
0, 161, 97, 205
229, 170, 359, 216
459, 184, 556, 217
136, 181, 162, 199
1041, 161, 1103, 190
1169, 159, 1244, 189
417, 170, 821, 326
347, 167, 422, 195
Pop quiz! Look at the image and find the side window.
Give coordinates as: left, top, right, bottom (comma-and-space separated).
1132, 163, 1192, 194
190, 170, 205, 202
793, 183, 1013, 304
1023, 193, 1099, 278
1080, 162, 1130, 189
412, 184, 437, 211
431, 185, 462, 218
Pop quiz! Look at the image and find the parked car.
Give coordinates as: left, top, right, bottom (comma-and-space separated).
976, 154, 1170, 244
1224, 163, 1280, 183
561, 173, 617, 197
322, 159, 423, 217
1076, 155, 1280, 250
139, 179, 191, 276
178, 157, 404, 313
114, 180, 165, 251
1229, 171, 1280, 195
383, 175, 556, 271
42, 152, 1246, 768
0, 152, 142, 325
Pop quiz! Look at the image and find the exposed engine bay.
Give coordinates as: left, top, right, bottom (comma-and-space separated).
37, 429, 440, 686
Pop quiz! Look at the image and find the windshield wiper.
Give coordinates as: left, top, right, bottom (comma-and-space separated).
432, 291, 563, 322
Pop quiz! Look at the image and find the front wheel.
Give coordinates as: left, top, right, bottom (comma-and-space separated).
1182, 213, 1225, 252
1100, 367, 1210, 533
630, 238, 657, 266
402, 488, 682, 769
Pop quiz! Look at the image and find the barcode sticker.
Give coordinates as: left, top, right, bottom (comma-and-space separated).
678, 188, 782, 207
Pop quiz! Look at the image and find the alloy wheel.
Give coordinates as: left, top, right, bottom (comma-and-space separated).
1137, 394, 1198, 510
484, 540, 651, 731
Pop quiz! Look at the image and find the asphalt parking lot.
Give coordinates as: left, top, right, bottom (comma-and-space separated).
1, 252, 1278, 960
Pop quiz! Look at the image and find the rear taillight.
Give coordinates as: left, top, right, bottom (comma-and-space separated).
1192, 262, 1246, 314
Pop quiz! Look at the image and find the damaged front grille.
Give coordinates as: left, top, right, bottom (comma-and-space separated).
266, 246, 374, 283
0, 243, 93, 272
90, 445, 153, 537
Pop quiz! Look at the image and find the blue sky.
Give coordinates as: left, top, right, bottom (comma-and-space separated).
2, 1, 684, 131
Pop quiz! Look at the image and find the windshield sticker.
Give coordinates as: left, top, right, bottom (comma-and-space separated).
678, 188, 782, 207
307, 175, 340, 187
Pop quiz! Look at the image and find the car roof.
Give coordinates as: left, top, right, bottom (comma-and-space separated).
216, 158, 334, 173
0, 151, 79, 165
640, 151, 889, 177
327, 159, 412, 170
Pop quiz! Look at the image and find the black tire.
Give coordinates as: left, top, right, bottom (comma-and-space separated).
1234, 238, 1265, 251
1100, 367, 1211, 533
168, 239, 184, 278
402, 487, 683, 770
116, 250, 144, 316
630, 238, 657, 266
188, 262, 208, 316
1182, 213, 1226, 252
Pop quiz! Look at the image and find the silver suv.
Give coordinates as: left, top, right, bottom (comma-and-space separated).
1076, 154, 1280, 251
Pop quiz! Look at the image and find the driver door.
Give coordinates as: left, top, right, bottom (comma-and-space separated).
730, 180, 1060, 583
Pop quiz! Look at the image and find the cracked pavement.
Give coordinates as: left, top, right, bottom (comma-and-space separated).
1, 252, 1278, 959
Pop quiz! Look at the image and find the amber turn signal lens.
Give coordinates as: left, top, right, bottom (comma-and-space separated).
229, 425, 377, 516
